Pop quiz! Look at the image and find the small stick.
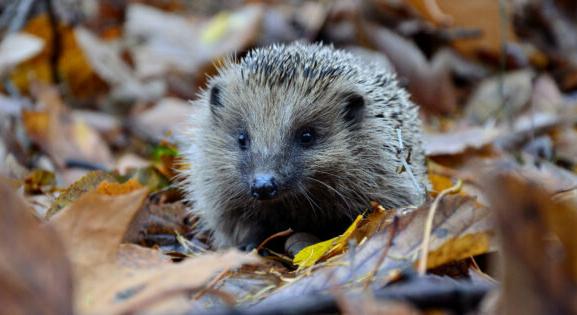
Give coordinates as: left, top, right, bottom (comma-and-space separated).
191, 269, 230, 300
417, 180, 462, 275
256, 228, 293, 251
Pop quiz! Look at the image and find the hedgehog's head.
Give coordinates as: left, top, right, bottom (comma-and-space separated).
199, 44, 370, 208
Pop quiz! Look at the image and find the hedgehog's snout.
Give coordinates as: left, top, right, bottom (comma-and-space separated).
250, 173, 278, 200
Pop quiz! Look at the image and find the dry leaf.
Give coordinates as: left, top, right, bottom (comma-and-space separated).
95, 178, 143, 195
408, 0, 517, 58
49, 188, 149, 273
0, 177, 74, 315
0, 32, 43, 76
361, 22, 457, 114
131, 97, 200, 142
465, 70, 534, 124
46, 170, 116, 218
12, 14, 108, 99
75, 27, 165, 102
22, 85, 113, 168
126, 3, 263, 79
255, 195, 494, 306
485, 170, 577, 315
294, 215, 363, 269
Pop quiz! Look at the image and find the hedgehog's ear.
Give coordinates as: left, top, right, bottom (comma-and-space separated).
209, 84, 223, 113
342, 92, 365, 126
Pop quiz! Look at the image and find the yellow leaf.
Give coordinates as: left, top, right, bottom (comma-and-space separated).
428, 172, 454, 192
293, 215, 363, 269
201, 12, 230, 44
423, 232, 492, 270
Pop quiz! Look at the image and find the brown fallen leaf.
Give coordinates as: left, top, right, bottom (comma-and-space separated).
125, 3, 263, 80
22, 85, 113, 169
75, 27, 165, 103
11, 14, 108, 100
465, 70, 534, 125
0, 176, 74, 315
49, 187, 149, 274
123, 192, 192, 250
484, 169, 577, 315
407, 0, 517, 59
48, 176, 258, 314
360, 22, 457, 114
424, 111, 562, 156
130, 97, 200, 142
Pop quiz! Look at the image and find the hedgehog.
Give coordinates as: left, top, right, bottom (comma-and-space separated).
179, 42, 429, 249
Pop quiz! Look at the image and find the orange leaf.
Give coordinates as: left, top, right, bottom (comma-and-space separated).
96, 179, 143, 196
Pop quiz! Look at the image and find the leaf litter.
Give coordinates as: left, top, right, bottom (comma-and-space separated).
2, 1, 577, 314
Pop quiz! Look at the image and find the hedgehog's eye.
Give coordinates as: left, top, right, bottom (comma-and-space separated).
298, 128, 315, 148
238, 131, 250, 150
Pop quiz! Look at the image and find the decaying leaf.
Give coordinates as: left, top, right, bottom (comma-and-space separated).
46, 170, 116, 218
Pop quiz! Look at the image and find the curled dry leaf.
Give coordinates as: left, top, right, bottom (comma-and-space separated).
48, 187, 150, 274
0, 177, 74, 315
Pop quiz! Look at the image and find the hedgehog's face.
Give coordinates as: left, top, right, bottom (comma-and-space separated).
204, 73, 366, 206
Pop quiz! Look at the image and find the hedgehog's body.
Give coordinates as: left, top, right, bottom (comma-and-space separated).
180, 43, 428, 248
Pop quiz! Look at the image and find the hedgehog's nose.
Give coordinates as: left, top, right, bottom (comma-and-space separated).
251, 174, 278, 200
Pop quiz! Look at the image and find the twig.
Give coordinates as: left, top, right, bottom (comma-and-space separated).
363, 215, 399, 290
417, 180, 462, 275
256, 228, 293, 251
191, 269, 231, 301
